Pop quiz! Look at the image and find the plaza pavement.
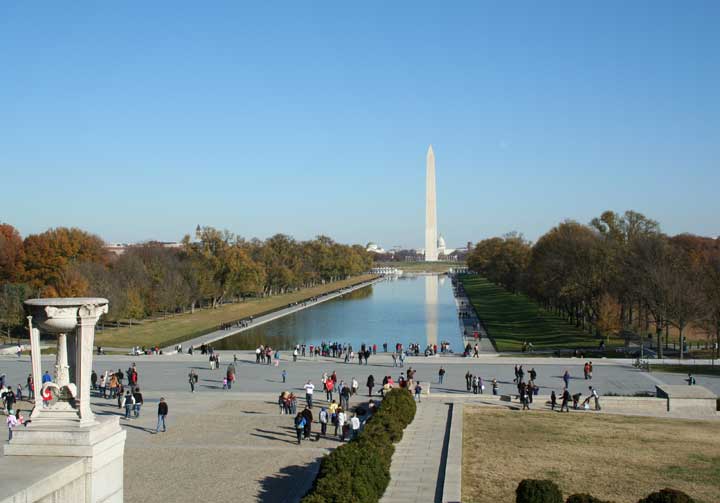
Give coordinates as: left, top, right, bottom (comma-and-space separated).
2, 352, 719, 503
3, 352, 719, 397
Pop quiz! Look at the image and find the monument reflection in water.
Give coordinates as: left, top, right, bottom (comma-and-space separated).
213, 274, 460, 351
425, 275, 438, 347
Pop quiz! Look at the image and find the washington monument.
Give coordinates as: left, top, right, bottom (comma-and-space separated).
425, 145, 438, 261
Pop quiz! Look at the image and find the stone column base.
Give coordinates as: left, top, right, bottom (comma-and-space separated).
4, 416, 126, 503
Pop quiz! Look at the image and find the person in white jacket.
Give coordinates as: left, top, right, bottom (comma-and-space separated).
350, 414, 360, 439
337, 410, 347, 440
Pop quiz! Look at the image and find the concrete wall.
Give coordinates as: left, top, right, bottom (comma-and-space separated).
1, 458, 86, 503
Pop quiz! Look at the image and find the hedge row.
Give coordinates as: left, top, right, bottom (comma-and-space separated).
301, 388, 417, 503
516, 479, 696, 503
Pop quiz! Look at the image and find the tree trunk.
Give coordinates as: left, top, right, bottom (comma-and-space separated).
656, 323, 663, 359
679, 324, 685, 359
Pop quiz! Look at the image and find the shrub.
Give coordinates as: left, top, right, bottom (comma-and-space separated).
312, 442, 389, 502
566, 494, 613, 503
516, 479, 564, 503
363, 411, 405, 443
638, 488, 695, 503
378, 388, 416, 426
301, 387, 416, 503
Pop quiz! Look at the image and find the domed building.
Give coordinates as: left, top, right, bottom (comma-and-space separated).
366, 242, 386, 254
437, 235, 447, 255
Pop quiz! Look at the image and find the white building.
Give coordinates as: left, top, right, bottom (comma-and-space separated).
366, 242, 387, 254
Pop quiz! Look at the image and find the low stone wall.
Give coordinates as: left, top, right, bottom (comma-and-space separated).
0, 457, 85, 503
599, 397, 668, 415
442, 402, 463, 503
668, 398, 718, 416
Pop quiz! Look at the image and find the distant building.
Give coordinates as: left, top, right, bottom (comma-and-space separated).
104, 243, 129, 256
103, 241, 183, 256
366, 242, 388, 254
371, 266, 403, 276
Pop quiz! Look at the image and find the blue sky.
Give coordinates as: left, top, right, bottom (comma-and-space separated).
1, 2, 718, 248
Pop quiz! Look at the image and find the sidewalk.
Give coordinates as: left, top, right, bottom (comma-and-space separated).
381, 400, 451, 503
454, 293, 496, 353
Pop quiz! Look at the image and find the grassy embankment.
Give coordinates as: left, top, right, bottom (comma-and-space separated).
463, 408, 719, 503
462, 276, 622, 351
374, 261, 463, 273
94, 274, 376, 349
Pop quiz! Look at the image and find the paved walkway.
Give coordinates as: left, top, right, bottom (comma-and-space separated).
161, 276, 384, 352
454, 293, 495, 353
381, 400, 451, 503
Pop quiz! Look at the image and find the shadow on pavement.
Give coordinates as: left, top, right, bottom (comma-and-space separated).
257, 460, 321, 503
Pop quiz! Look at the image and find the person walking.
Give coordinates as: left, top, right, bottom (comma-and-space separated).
465, 371, 472, 391
132, 387, 144, 418
294, 412, 306, 445
589, 386, 601, 410
438, 367, 445, 384
27, 374, 34, 400
319, 407, 328, 436
562, 370, 570, 389
340, 384, 350, 410
336, 409, 346, 440
188, 370, 196, 393
521, 384, 530, 410
366, 375, 375, 396
325, 378, 334, 401
304, 380, 315, 408
550, 390, 557, 411
350, 414, 360, 439
123, 391, 134, 419
7, 411, 18, 441
301, 406, 313, 440
156, 397, 168, 433
560, 388, 570, 412
414, 382, 422, 402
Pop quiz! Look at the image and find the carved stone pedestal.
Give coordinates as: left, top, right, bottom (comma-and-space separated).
4, 297, 126, 503
4, 416, 126, 503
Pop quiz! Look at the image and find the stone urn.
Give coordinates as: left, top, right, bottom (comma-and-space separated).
24, 298, 108, 424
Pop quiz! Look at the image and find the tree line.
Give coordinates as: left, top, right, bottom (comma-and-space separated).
0, 224, 372, 336
467, 211, 720, 358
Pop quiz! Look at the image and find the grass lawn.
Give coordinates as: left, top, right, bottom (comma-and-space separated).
462, 276, 621, 351
652, 364, 720, 377
463, 407, 720, 503
94, 274, 376, 348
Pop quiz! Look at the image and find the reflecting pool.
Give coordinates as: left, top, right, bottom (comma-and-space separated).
213, 274, 461, 351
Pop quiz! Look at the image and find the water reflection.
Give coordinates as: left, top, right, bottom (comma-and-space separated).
425, 275, 438, 346
213, 275, 459, 351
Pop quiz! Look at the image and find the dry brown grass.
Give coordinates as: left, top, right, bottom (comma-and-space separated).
462, 407, 720, 503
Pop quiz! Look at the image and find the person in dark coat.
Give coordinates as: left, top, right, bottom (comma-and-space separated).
301, 406, 313, 440
560, 388, 570, 412
156, 397, 168, 432
366, 375, 375, 396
